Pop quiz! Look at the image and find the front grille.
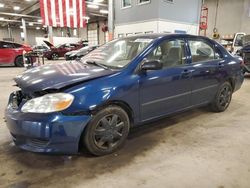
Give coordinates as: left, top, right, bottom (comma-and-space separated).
10, 90, 31, 109
10, 133, 49, 148
27, 138, 49, 148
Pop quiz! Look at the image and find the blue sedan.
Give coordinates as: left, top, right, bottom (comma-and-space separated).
5, 34, 244, 155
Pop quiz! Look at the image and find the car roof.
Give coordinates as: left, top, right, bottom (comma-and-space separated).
0, 40, 20, 44
123, 33, 209, 40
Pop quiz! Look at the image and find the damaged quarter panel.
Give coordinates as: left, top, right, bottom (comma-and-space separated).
63, 70, 140, 124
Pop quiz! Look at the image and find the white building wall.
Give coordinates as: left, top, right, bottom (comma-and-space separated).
158, 19, 199, 35
115, 20, 158, 38
114, 19, 199, 38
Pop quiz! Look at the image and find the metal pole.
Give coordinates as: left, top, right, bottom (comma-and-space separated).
21, 18, 28, 44
48, 26, 53, 44
108, 0, 114, 41
7, 24, 12, 40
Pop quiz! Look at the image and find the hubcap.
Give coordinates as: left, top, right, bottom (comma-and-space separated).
218, 86, 231, 108
94, 114, 125, 150
52, 54, 58, 59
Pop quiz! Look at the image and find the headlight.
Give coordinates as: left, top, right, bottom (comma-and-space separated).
21, 93, 74, 113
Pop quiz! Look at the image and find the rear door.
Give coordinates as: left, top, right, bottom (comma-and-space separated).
187, 38, 223, 106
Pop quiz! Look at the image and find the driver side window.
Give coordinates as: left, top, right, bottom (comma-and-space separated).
146, 39, 186, 68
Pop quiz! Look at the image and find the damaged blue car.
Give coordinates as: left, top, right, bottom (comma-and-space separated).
5, 34, 244, 155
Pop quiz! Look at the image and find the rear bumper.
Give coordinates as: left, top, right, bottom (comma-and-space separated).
5, 104, 91, 154
233, 71, 244, 92
242, 64, 250, 73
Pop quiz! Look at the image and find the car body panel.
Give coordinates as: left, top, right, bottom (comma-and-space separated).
5, 34, 244, 154
5, 104, 91, 153
65, 45, 99, 60
14, 62, 116, 95
0, 41, 32, 65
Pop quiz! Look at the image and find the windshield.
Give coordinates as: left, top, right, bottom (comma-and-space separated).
79, 46, 90, 52
80, 37, 154, 69
234, 34, 245, 47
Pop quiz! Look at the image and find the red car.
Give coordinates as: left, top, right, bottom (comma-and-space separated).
0, 41, 33, 67
43, 41, 84, 60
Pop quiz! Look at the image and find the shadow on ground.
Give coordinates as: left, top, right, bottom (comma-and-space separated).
0, 107, 209, 187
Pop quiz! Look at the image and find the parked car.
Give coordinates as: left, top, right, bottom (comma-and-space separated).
239, 45, 250, 74
32, 45, 49, 54
221, 32, 246, 55
0, 41, 33, 67
5, 34, 244, 156
43, 41, 84, 60
235, 35, 250, 74
65, 45, 99, 61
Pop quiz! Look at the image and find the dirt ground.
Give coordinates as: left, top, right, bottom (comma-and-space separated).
0, 64, 250, 188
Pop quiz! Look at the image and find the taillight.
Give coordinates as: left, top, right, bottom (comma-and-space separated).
240, 60, 245, 67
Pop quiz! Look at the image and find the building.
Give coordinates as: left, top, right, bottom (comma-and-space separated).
114, 0, 202, 37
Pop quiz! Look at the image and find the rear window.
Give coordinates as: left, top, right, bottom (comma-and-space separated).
188, 40, 219, 63
0, 42, 13, 49
12, 43, 22, 48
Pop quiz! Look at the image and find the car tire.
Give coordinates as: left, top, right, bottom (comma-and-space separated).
15, 56, 24, 67
210, 82, 233, 112
83, 105, 130, 156
51, 53, 59, 60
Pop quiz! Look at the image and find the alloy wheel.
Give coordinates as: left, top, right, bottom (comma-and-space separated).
93, 114, 125, 150
218, 85, 232, 109
52, 53, 59, 60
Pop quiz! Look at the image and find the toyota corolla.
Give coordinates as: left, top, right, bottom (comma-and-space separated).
5, 34, 244, 156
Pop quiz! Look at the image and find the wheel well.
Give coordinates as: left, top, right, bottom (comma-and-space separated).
14, 55, 22, 63
51, 52, 59, 58
92, 100, 134, 124
78, 100, 134, 152
52, 52, 59, 56
227, 78, 235, 91
14, 55, 24, 66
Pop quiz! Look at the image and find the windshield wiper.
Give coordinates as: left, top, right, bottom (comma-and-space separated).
85, 60, 109, 70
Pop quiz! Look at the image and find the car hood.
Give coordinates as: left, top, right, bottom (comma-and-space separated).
43, 40, 54, 49
14, 62, 115, 95
66, 50, 79, 56
241, 45, 250, 53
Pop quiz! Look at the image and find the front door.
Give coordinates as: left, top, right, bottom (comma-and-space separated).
139, 38, 193, 121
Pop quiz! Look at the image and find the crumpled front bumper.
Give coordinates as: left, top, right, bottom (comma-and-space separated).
5, 98, 91, 154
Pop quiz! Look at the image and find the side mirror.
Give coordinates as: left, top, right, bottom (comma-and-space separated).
140, 59, 163, 71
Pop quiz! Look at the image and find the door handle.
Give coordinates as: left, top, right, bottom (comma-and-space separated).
218, 62, 224, 68
181, 69, 194, 75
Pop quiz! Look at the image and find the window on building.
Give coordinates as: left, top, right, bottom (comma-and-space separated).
188, 40, 219, 63
163, 0, 174, 3
138, 0, 150, 5
121, 0, 132, 8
